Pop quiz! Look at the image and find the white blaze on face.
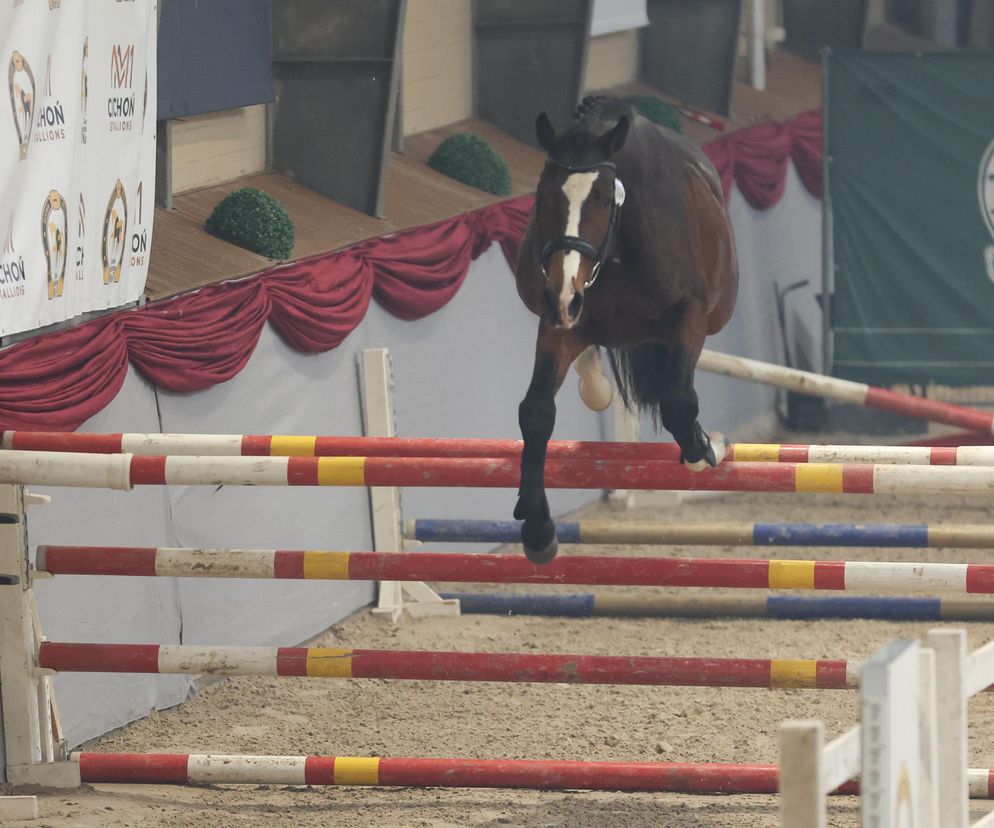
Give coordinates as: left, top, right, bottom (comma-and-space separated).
559, 171, 598, 307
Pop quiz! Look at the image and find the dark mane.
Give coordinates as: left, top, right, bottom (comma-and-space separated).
573, 95, 635, 127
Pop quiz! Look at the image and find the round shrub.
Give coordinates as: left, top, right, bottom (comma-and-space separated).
427, 133, 512, 197
205, 188, 295, 260
624, 95, 682, 134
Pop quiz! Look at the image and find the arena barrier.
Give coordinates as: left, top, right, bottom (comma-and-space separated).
34, 545, 994, 594
406, 518, 994, 547
6, 430, 994, 466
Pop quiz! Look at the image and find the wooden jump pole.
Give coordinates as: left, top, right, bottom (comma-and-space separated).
6, 430, 994, 466
34, 545, 994, 594
405, 518, 994, 547
8, 451, 994, 494
37, 642, 857, 689
696, 350, 994, 434
66, 752, 994, 797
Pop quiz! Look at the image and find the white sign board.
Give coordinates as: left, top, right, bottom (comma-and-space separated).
861, 638, 921, 828
0, 0, 156, 337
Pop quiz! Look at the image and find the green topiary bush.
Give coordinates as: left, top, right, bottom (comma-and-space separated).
624, 95, 682, 134
205, 188, 295, 260
427, 133, 512, 197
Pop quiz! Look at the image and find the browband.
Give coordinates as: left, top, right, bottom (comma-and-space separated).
544, 159, 617, 174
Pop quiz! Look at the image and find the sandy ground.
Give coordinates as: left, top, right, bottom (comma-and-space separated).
8, 484, 994, 827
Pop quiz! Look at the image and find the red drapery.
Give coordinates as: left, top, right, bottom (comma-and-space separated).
0, 111, 820, 431
703, 109, 822, 208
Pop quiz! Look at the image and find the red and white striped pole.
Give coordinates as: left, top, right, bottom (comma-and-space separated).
7, 450, 994, 493
71, 752, 994, 797
697, 350, 994, 434
6, 431, 994, 466
35, 545, 994, 595
37, 642, 857, 689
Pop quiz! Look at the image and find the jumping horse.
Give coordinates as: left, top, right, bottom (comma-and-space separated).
513, 96, 739, 563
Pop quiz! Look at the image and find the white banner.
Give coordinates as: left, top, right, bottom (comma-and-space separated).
0, 0, 156, 337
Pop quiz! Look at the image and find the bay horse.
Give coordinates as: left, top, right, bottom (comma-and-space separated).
514, 96, 738, 563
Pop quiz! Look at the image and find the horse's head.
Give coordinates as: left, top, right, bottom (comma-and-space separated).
533, 111, 628, 329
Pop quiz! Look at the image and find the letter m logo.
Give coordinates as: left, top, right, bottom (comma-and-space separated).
111, 44, 134, 89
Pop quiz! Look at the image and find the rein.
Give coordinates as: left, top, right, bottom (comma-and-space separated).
539, 159, 625, 290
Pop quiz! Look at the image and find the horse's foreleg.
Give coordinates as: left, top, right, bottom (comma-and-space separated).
660, 304, 724, 470
515, 322, 589, 564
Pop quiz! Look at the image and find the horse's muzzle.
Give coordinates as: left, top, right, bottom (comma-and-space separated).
545, 285, 583, 328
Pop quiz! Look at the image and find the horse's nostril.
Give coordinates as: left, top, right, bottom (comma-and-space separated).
544, 288, 559, 319
568, 292, 583, 321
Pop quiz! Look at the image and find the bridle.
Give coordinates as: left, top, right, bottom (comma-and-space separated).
539, 159, 625, 290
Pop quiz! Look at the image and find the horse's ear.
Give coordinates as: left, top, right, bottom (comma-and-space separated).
599, 116, 629, 158
535, 113, 556, 154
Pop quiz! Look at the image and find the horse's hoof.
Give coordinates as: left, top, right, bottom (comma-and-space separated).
681, 430, 722, 471
709, 432, 728, 464
522, 519, 559, 564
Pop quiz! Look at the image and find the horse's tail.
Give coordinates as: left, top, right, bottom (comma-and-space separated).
606, 343, 669, 427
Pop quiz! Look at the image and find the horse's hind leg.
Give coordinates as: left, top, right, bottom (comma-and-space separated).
659, 305, 723, 469
515, 321, 590, 564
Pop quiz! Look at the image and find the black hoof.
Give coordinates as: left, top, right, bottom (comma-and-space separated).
678, 426, 718, 468
522, 519, 559, 564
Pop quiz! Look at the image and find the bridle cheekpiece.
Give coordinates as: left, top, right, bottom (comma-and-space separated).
539, 159, 625, 290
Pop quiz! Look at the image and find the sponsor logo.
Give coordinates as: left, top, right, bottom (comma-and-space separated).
80, 37, 88, 143
34, 53, 66, 145
0, 212, 27, 299
129, 181, 148, 268
48, 0, 62, 9
108, 44, 135, 132
979, 138, 994, 283
75, 194, 85, 282
102, 179, 127, 284
41, 191, 67, 300
111, 44, 134, 89
8, 50, 35, 159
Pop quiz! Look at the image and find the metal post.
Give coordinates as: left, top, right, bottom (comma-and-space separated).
750, 0, 766, 91
820, 48, 834, 377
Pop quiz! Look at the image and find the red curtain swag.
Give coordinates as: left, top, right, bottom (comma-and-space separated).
703, 109, 822, 208
0, 111, 821, 431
